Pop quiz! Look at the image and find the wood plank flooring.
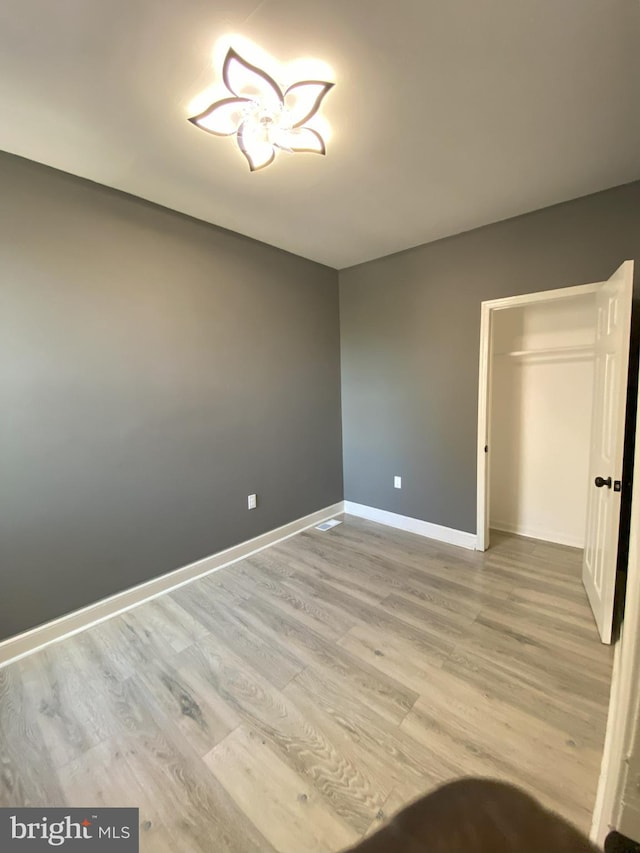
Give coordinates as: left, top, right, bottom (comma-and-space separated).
0, 516, 613, 851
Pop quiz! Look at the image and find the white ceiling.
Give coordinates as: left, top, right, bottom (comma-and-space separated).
1, 0, 639, 269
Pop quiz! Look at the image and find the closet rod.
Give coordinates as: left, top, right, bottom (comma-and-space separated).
495, 344, 594, 359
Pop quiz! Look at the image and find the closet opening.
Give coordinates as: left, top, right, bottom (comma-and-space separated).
476, 262, 633, 645
489, 292, 596, 550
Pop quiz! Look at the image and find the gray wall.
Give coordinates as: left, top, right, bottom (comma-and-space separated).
339, 181, 640, 534
0, 152, 342, 641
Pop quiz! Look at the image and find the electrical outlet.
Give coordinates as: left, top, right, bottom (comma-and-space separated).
248, 494, 257, 510
394, 476, 402, 489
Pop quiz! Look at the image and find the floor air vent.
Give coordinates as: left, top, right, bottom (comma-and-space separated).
315, 519, 342, 532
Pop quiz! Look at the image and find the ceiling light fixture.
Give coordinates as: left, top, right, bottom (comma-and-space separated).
189, 47, 334, 172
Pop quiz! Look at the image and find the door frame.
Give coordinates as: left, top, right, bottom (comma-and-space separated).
476, 281, 601, 552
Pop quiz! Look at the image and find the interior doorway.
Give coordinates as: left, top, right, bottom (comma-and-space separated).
475, 264, 640, 846
476, 262, 634, 644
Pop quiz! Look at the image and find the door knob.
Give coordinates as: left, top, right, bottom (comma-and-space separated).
595, 476, 612, 488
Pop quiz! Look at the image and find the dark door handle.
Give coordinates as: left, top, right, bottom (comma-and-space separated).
595, 476, 612, 489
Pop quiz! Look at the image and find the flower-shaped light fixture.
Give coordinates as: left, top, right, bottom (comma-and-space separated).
189, 48, 334, 172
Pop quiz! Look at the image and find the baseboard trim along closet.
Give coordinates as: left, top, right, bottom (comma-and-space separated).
0, 502, 344, 669
344, 501, 477, 550
491, 520, 583, 549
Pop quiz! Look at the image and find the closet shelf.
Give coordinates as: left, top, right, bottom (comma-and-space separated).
495, 344, 594, 362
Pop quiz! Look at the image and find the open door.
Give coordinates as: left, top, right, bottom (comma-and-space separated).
583, 261, 634, 644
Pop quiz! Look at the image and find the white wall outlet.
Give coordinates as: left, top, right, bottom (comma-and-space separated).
394, 476, 402, 489
247, 494, 257, 510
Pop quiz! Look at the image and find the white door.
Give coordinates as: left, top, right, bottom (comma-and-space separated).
583, 261, 634, 644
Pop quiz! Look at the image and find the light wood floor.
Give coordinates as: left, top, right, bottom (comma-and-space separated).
0, 516, 613, 852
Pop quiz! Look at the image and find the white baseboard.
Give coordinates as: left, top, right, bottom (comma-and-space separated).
0, 502, 344, 669
491, 519, 584, 549
344, 501, 477, 550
